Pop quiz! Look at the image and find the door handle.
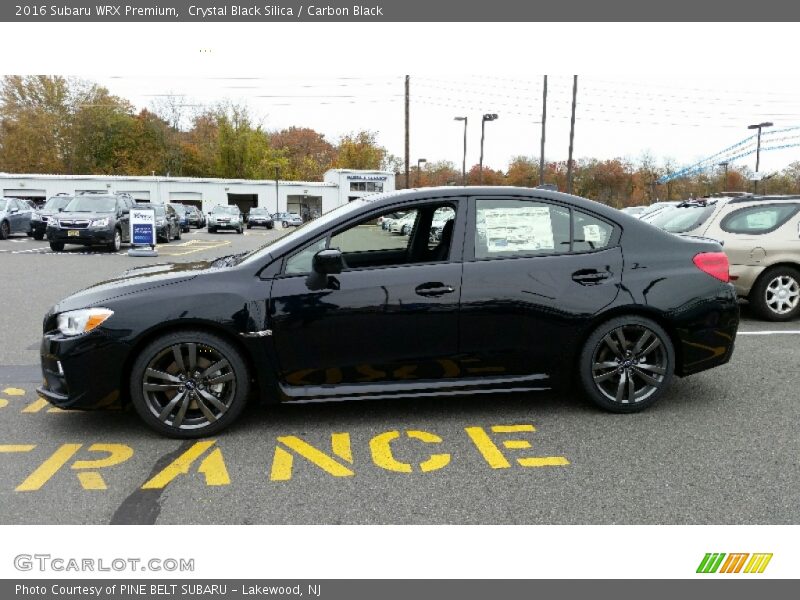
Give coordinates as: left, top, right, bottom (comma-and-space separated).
415, 283, 455, 297
572, 269, 611, 284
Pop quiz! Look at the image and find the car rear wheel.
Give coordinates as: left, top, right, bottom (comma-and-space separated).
578, 316, 674, 413
33, 232, 44, 241
750, 266, 800, 321
49, 241, 65, 252
130, 330, 250, 438
0, 221, 9, 240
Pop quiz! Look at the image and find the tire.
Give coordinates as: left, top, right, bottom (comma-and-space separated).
267, 222, 274, 230
33, 232, 44, 241
129, 330, 250, 438
578, 316, 674, 413
0, 221, 9, 240
108, 229, 122, 252
175, 225, 182, 241
49, 241, 65, 252
26, 231, 33, 237
238, 227, 243, 235
161, 229, 170, 244
750, 266, 800, 321
247, 223, 252, 230
208, 227, 216, 234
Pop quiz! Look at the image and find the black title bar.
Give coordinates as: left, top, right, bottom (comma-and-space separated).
3, 0, 800, 22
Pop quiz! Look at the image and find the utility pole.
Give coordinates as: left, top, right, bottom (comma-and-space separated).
404, 75, 410, 189
747, 121, 773, 194
539, 75, 547, 186
566, 75, 578, 194
718, 161, 729, 192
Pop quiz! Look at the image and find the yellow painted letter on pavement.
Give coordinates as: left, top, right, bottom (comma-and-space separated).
370, 430, 451, 473
270, 433, 353, 481
466, 425, 570, 469
70, 444, 135, 490
16, 444, 82, 491
142, 441, 229, 489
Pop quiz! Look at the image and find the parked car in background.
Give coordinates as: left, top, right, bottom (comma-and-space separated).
273, 212, 303, 228
620, 206, 647, 217
0, 197, 34, 239
208, 205, 244, 234
637, 201, 680, 221
46, 192, 135, 252
648, 195, 800, 321
31, 194, 74, 240
166, 203, 190, 233
390, 212, 417, 235
36, 186, 738, 437
149, 203, 182, 243
247, 207, 274, 229
182, 205, 206, 228
429, 207, 456, 242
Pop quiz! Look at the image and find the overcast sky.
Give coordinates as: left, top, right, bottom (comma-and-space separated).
94, 73, 800, 177
3, 22, 800, 178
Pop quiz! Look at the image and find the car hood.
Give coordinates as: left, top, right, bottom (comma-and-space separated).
54, 211, 115, 221
51, 260, 212, 313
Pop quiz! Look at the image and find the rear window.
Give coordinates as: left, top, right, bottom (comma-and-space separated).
649, 205, 716, 233
720, 204, 800, 234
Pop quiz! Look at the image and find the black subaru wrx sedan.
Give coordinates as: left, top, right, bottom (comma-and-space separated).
37, 187, 739, 438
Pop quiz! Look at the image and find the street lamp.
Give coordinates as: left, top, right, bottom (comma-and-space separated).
718, 161, 729, 191
747, 121, 773, 193
416, 158, 427, 187
454, 116, 467, 185
479, 113, 498, 184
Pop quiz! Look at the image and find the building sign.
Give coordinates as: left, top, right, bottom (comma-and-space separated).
130, 208, 155, 247
346, 175, 388, 181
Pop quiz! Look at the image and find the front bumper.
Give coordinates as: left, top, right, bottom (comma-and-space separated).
47, 227, 115, 245
209, 221, 240, 230
37, 329, 128, 410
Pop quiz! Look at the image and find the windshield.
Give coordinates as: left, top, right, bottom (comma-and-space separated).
153, 206, 166, 216
44, 196, 73, 211
212, 205, 239, 214
0, 200, 7, 211
63, 196, 117, 213
649, 204, 716, 233
250, 208, 269, 215
239, 199, 369, 266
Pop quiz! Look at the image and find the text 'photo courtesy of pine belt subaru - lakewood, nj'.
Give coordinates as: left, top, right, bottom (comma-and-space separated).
37, 187, 740, 438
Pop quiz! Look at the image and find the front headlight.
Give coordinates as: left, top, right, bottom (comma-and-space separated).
57, 308, 114, 337
90, 217, 109, 227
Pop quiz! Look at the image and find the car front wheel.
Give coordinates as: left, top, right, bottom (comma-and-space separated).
109, 229, 122, 252
578, 316, 674, 413
130, 330, 250, 438
49, 241, 65, 252
750, 266, 800, 321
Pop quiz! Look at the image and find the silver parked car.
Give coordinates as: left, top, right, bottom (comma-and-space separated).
0, 197, 33, 239
648, 195, 800, 321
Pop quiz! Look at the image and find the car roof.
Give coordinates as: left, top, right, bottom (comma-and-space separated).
363, 186, 635, 222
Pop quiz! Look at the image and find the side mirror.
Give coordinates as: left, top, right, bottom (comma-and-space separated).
121, 209, 130, 216
313, 248, 344, 275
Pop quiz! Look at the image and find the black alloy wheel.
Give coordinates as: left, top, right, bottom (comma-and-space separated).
0, 221, 9, 240
579, 316, 674, 413
130, 331, 250, 438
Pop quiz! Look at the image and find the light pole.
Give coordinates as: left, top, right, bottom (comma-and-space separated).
748, 121, 773, 193
479, 113, 498, 184
718, 161, 729, 191
454, 116, 467, 185
416, 158, 427, 187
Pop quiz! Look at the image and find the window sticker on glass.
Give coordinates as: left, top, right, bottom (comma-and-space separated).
583, 224, 604, 244
481, 206, 555, 253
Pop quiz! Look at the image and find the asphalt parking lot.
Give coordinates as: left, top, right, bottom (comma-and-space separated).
0, 227, 798, 525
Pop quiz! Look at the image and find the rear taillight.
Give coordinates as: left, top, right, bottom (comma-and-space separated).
693, 252, 730, 282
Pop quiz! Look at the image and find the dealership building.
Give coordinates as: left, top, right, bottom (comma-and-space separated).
0, 169, 395, 217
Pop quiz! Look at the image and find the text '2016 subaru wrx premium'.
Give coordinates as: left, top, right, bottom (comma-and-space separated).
38, 188, 739, 437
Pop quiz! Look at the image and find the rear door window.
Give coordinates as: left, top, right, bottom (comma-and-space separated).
720, 204, 800, 234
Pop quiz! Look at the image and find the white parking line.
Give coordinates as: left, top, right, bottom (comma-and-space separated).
738, 330, 800, 335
